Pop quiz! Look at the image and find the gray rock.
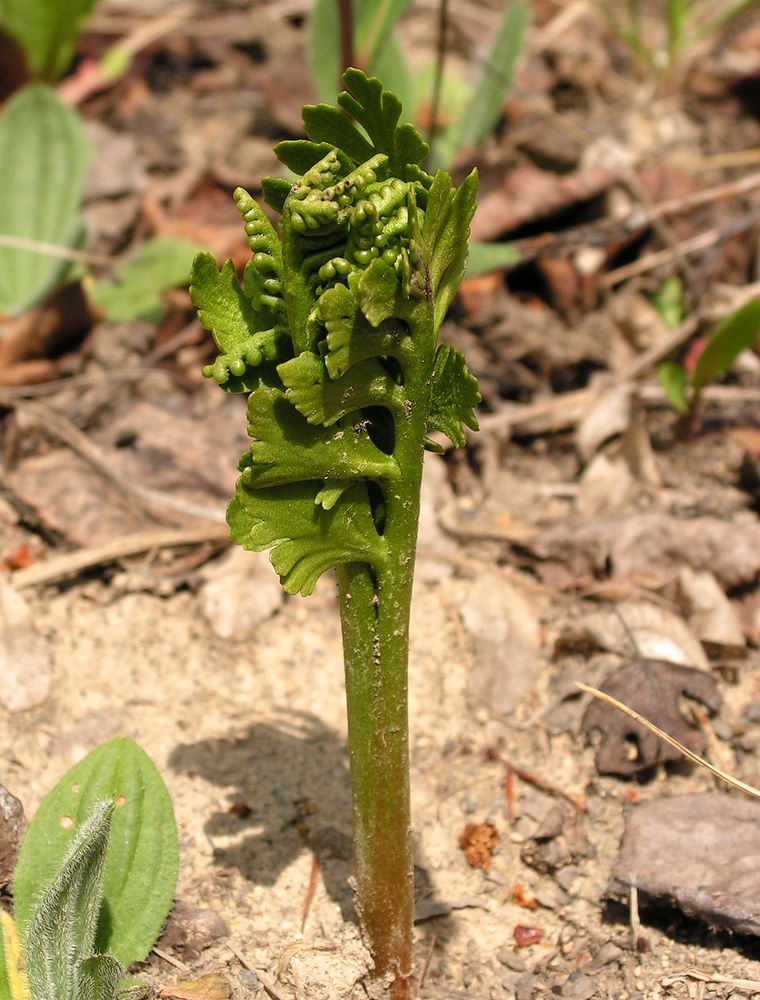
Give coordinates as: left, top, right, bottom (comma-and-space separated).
612, 793, 760, 936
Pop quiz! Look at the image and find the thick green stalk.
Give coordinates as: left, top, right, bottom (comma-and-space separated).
338, 353, 431, 997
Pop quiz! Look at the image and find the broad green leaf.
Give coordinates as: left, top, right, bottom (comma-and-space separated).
91, 238, 203, 323
465, 241, 520, 277
228, 479, 386, 595
0, 0, 99, 80
427, 344, 480, 447
438, 0, 530, 166
0, 83, 91, 315
243, 388, 400, 487
25, 800, 114, 1000
657, 360, 690, 415
693, 298, 760, 393
14, 738, 178, 968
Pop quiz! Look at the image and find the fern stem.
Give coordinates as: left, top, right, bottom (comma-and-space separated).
338, 360, 431, 997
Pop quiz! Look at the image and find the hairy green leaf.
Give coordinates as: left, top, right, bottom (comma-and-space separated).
25, 800, 114, 1000
229, 479, 386, 596
692, 298, 760, 393
427, 344, 480, 447
78, 955, 124, 1000
0, 915, 12, 1000
14, 738, 178, 968
0, 83, 91, 315
0, 0, 99, 80
91, 238, 203, 323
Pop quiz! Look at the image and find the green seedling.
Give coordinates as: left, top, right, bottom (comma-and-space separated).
658, 297, 760, 416
0, 0, 100, 82
602, 0, 759, 76
0, 737, 178, 1000
191, 68, 479, 997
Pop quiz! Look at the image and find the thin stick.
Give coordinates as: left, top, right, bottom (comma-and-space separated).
577, 682, 760, 798
11, 526, 229, 589
427, 0, 450, 156
337, 0, 354, 78
0, 235, 113, 268
152, 946, 190, 972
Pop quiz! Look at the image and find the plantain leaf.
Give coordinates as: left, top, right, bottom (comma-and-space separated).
90, 238, 203, 323
0, 0, 99, 80
427, 344, 481, 447
229, 479, 386, 596
0, 83, 91, 315
465, 241, 520, 277
692, 298, 760, 393
24, 800, 114, 1000
14, 738, 178, 969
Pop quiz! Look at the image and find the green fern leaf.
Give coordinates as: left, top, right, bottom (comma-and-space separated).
427, 344, 481, 447
243, 388, 400, 487
193, 69, 480, 597
228, 479, 386, 596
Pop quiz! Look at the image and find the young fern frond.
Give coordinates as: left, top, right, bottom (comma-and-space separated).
191, 68, 479, 996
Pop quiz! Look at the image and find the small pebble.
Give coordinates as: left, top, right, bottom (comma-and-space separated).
238, 970, 259, 990
556, 866, 584, 893
496, 948, 527, 972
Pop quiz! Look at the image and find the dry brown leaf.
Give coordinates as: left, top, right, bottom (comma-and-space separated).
472, 164, 617, 242
159, 974, 231, 1000
459, 571, 542, 715
582, 658, 721, 776
534, 512, 760, 590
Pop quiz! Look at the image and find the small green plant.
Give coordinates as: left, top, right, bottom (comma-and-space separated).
658, 297, 760, 416
603, 0, 759, 76
191, 68, 479, 997
0, 737, 179, 1000
0, 0, 101, 82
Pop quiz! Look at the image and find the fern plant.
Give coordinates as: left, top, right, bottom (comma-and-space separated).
190, 68, 479, 997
